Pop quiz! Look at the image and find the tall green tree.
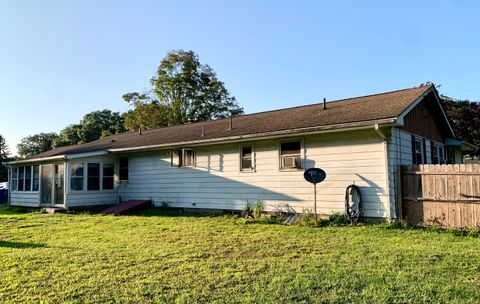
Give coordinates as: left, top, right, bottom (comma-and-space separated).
17, 132, 58, 158
441, 96, 480, 156
123, 50, 243, 130
52, 124, 82, 148
0, 135, 9, 182
78, 110, 125, 143
53, 110, 126, 148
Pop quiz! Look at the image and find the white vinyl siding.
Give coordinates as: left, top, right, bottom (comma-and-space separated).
10, 192, 41, 207
121, 129, 389, 218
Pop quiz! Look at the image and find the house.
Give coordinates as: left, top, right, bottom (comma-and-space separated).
4, 84, 476, 220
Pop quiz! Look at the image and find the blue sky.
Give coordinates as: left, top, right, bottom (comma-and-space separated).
1, 0, 479, 156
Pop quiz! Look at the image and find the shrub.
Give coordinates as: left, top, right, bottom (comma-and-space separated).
252, 200, 263, 219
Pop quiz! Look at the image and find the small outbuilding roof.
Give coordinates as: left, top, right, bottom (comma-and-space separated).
20, 84, 439, 161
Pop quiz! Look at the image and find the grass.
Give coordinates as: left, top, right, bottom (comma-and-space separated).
1, 205, 479, 303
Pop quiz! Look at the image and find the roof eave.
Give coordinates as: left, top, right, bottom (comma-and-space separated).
109, 118, 396, 153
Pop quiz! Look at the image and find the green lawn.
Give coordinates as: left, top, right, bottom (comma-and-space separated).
1, 206, 479, 303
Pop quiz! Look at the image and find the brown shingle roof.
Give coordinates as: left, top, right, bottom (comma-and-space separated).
27, 85, 433, 159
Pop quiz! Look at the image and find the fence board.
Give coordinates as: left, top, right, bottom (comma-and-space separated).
401, 164, 480, 228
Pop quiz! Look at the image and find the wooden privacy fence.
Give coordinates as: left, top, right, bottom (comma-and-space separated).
400, 164, 480, 228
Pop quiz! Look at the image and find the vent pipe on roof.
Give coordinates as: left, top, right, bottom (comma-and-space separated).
138, 128, 142, 135
201, 124, 205, 137
322, 98, 327, 110
228, 116, 233, 131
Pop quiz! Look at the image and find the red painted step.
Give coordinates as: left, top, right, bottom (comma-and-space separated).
102, 199, 151, 215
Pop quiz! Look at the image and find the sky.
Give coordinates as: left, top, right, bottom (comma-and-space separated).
1, 0, 479, 156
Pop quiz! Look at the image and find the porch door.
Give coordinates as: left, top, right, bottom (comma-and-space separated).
40, 165, 53, 205
40, 164, 65, 206
54, 164, 64, 206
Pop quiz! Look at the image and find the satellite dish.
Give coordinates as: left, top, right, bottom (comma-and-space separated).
303, 168, 326, 184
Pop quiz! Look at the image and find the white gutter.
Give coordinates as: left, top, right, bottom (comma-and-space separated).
65, 151, 109, 159
5, 155, 66, 165
110, 118, 396, 153
5, 150, 110, 165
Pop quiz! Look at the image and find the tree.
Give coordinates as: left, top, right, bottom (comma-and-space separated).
0, 135, 9, 182
52, 124, 82, 148
17, 132, 58, 158
122, 93, 171, 131
123, 50, 243, 130
441, 96, 480, 156
53, 110, 126, 148
78, 110, 125, 143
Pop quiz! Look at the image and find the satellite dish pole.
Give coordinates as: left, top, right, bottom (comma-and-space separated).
312, 172, 317, 224
304, 168, 327, 225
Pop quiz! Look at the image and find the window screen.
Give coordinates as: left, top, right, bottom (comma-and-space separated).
70, 164, 84, 191
241, 146, 253, 170
87, 163, 100, 191
119, 158, 129, 181
103, 164, 114, 190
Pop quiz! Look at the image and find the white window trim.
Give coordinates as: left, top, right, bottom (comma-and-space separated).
278, 138, 305, 171
239, 143, 255, 172
70, 162, 116, 192
11, 166, 39, 193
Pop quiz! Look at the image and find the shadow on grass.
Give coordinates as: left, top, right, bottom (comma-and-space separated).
0, 205, 39, 215
0, 241, 46, 249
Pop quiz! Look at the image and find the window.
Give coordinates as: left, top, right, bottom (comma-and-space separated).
18, 167, 25, 191
33, 165, 39, 191
411, 136, 423, 165
446, 147, 455, 164
119, 158, 129, 181
103, 164, 114, 190
70, 164, 84, 191
87, 163, 100, 191
439, 147, 444, 164
12, 167, 18, 191
24, 165, 32, 191
240, 145, 254, 171
11, 166, 38, 192
280, 141, 302, 169
431, 142, 439, 164
171, 149, 195, 167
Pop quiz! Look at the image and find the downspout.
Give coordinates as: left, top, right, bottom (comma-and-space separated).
374, 124, 394, 221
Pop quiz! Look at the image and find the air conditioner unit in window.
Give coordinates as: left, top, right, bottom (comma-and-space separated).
281, 156, 300, 169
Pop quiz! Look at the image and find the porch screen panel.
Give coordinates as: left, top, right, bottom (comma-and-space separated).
70, 164, 84, 191
24, 166, 32, 191
87, 163, 100, 191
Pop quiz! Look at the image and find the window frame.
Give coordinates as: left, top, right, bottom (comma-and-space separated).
239, 143, 255, 172
11, 166, 40, 193
86, 163, 101, 191
102, 163, 115, 190
70, 163, 85, 191
412, 136, 424, 165
11, 167, 18, 192
32, 165, 40, 192
119, 157, 129, 181
171, 148, 196, 167
431, 142, 439, 164
278, 138, 304, 171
